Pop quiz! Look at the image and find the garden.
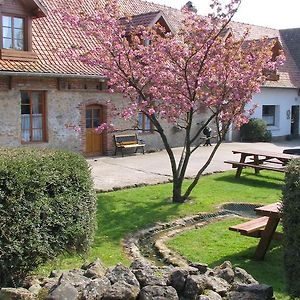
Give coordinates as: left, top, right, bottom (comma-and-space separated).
42, 168, 291, 299
1, 147, 300, 299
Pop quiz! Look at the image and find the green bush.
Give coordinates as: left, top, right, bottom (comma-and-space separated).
282, 160, 300, 297
0, 148, 97, 287
240, 118, 272, 142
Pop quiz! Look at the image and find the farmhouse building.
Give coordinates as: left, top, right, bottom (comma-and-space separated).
0, 0, 299, 156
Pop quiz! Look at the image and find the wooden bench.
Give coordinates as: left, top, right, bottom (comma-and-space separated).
229, 217, 283, 240
229, 217, 270, 237
114, 134, 145, 157
224, 160, 285, 178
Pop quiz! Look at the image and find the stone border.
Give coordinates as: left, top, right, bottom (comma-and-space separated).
123, 203, 260, 267
123, 210, 235, 267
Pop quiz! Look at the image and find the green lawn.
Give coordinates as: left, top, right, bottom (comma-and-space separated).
40, 170, 284, 271
167, 218, 290, 299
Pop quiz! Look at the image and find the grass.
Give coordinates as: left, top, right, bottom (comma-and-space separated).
40, 170, 284, 271
167, 218, 290, 299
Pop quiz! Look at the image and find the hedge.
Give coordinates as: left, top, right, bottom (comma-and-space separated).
282, 160, 300, 297
0, 148, 97, 287
240, 118, 272, 142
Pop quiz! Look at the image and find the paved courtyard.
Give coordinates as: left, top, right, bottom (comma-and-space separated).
88, 140, 300, 192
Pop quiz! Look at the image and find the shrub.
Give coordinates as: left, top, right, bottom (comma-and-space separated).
0, 148, 97, 287
282, 160, 300, 297
240, 118, 272, 142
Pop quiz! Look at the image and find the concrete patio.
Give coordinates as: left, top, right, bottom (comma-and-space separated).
88, 140, 300, 192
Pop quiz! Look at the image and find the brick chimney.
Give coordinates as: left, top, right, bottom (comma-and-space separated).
182, 1, 197, 13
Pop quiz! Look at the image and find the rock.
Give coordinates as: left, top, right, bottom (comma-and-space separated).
133, 268, 166, 287
213, 262, 235, 284
130, 260, 151, 270
28, 284, 42, 295
40, 278, 58, 291
49, 270, 63, 278
102, 281, 140, 300
83, 259, 107, 279
58, 270, 91, 290
219, 261, 232, 269
22, 276, 42, 289
216, 267, 234, 284
231, 284, 273, 300
131, 262, 166, 288
233, 267, 258, 285
228, 291, 262, 300
168, 269, 189, 293
139, 285, 179, 300
0, 288, 36, 300
82, 277, 111, 300
189, 263, 208, 274
106, 264, 140, 288
198, 290, 222, 300
183, 275, 207, 299
205, 276, 230, 296
45, 282, 79, 300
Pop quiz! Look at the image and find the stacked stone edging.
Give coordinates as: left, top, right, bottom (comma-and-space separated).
0, 259, 274, 300
124, 203, 261, 267
123, 211, 233, 267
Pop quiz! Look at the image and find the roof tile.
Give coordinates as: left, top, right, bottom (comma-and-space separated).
0, 0, 299, 88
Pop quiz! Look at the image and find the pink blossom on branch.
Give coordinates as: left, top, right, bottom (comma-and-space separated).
95, 123, 115, 133
61, 0, 284, 202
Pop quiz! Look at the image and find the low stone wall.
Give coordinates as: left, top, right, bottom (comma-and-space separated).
0, 259, 274, 300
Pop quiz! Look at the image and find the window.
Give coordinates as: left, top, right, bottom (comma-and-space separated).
262, 105, 277, 126
138, 112, 153, 132
21, 91, 47, 142
2, 15, 25, 51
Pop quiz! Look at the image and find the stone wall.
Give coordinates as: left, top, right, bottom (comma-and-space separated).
0, 259, 274, 300
0, 75, 213, 155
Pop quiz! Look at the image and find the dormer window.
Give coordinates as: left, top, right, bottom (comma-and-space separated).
2, 15, 25, 51
0, 0, 46, 61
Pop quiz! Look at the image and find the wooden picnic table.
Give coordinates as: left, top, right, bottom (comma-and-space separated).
254, 202, 282, 260
229, 202, 283, 260
224, 149, 298, 178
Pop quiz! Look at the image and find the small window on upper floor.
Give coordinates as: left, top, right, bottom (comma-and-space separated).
2, 15, 25, 51
0, 0, 46, 61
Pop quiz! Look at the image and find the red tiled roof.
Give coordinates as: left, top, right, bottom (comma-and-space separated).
120, 11, 161, 28
229, 21, 300, 88
0, 0, 300, 88
120, 11, 175, 34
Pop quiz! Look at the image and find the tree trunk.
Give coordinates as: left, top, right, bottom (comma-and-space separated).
172, 179, 185, 203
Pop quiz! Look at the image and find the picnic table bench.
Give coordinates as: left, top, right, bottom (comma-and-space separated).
229, 216, 270, 238
229, 202, 283, 260
224, 149, 297, 178
113, 133, 145, 157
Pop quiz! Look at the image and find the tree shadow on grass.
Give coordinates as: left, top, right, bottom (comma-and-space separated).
209, 242, 287, 297
94, 193, 181, 246
214, 172, 284, 191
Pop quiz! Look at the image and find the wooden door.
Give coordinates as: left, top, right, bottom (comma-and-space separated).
85, 105, 103, 156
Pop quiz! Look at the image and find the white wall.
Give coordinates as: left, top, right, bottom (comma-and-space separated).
250, 87, 300, 137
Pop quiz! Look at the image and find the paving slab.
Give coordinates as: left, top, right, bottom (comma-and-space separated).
88, 140, 300, 192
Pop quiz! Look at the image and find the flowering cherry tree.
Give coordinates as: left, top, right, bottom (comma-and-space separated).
62, 0, 283, 203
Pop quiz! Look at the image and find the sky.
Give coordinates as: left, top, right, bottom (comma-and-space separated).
149, 0, 300, 29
